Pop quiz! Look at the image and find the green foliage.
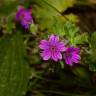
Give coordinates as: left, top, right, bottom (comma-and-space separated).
0, 0, 17, 34
60, 61, 65, 69
30, 23, 38, 34
64, 21, 79, 44
50, 18, 88, 45
0, 0, 96, 95
90, 32, 96, 49
90, 32, 96, 62
31, 0, 75, 30
74, 33, 88, 44
52, 18, 66, 36
76, 0, 88, 4
72, 67, 89, 79
0, 32, 30, 96
89, 32, 96, 71
3, 14, 15, 34
0, 0, 18, 16
55, 20, 80, 44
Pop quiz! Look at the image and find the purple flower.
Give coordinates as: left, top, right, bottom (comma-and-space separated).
39, 35, 66, 61
64, 46, 80, 66
16, 6, 32, 29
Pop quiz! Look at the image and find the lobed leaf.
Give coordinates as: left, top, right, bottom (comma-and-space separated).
0, 32, 30, 96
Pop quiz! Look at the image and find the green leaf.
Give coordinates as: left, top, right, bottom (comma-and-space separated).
60, 61, 64, 69
51, 18, 79, 38
89, 32, 96, 71
74, 33, 88, 44
90, 32, 96, 49
52, 18, 66, 36
89, 49, 96, 71
89, 62, 96, 72
72, 67, 89, 79
30, 23, 38, 34
76, 0, 88, 4
0, 32, 30, 96
31, 0, 76, 30
0, 0, 18, 16
90, 32, 96, 62
62, 21, 80, 44
41, 0, 76, 12
64, 21, 79, 37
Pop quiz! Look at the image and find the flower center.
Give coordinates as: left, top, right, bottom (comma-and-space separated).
50, 45, 56, 52
20, 13, 25, 19
67, 51, 72, 57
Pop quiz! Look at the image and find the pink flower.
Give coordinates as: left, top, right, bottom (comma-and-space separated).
16, 6, 32, 29
64, 46, 80, 66
39, 35, 66, 61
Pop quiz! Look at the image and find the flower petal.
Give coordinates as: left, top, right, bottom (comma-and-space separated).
72, 58, 79, 63
74, 47, 80, 52
51, 52, 62, 61
39, 40, 49, 50
51, 52, 58, 61
72, 54, 80, 63
21, 20, 29, 29
64, 46, 80, 66
57, 42, 67, 52
16, 6, 25, 20
65, 56, 73, 66
49, 35, 59, 45
16, 6, 32, 29
56, 52, 62, 60
24, 12, 32, 21
74, 54, 81, 60
41, 50, 51, 60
